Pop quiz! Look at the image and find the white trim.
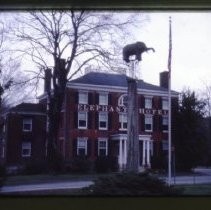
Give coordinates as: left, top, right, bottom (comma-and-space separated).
22, 142, 31, 157
144, 97, 152, 109
23, 118, 33, 132
77, 137, 88, 156
78, 91, 88, 104
78, 111, 88, 129
98, 138, 108, 156
144, 115, 153, 132
67, 83, 179, 97
119, 112, 127, 131
98, 112, 108, 130
9, 111, 46, 116
99, 92, 108, 105
111, 134, 152, 141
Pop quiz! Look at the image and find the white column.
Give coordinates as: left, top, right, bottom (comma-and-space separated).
124, 139, 127, 166
119, 139, 123, 169
147, 141, 150, 167
142, 140, 145, 166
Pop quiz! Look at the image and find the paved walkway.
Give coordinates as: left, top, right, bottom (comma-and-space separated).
1, 167, 211, 193
0, 181, 94, 193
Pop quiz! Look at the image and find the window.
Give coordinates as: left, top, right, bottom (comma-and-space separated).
78, 112, 87, 129
99, 93, 108, 105
145, 115, 153, 131
98, 138, 108, 156
118, 94, 128, 107
23, 118, 32, 132
145, 97, 152, 109
99, 112, 108, 130
162, 140, 168, 151
162, 98, 168, 110
79, 91, 88, 104
77, 138, 88, 156
119, 113, 127, 130
162, 116, 168, 131
22, 142, 31, 157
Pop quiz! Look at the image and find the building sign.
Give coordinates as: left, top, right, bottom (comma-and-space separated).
77, 104, 168, 115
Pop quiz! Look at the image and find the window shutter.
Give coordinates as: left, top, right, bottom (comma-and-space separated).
95, 93, 99, 104
75, 91, 79, 104
73, 139, 77, 157
87, 139, 91, 157
108, 112, 112, 130
152, 97, 156, 109
153, 115, 157, 132
95, 113, 99, 129
140, 95, 144, 108
141, 114, 145, 132
74, 112, 78, 128
95, 139, 98, 157
158, 116, 162, 131
139, 114, 142, 132
158, 97, 162, 109
108, 93, 112, 105
88, 92, 93, 104
88, 112, 92, 129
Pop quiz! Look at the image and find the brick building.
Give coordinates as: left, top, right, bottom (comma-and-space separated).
0, 103, 46, 170
40, 71, 178, 170
0, 70, 179, 171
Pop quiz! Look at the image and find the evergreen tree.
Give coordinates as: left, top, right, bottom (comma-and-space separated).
172, 90, 208, 171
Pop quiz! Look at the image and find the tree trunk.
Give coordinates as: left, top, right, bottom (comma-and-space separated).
46, 58, 67, 173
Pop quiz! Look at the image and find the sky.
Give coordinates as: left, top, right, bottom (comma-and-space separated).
2, 11, 211, 97
131, 12, 211, 93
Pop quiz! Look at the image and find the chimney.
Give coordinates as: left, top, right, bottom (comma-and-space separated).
160, 71, 169, 89
44, 68, 52, 93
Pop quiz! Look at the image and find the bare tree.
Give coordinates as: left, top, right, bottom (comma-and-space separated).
200, 83, 211, 117
13, 11, 147, 172
0, 20, 35, 113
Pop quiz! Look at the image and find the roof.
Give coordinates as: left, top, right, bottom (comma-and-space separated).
9, 103, 46, 113
70, 72, 178, 94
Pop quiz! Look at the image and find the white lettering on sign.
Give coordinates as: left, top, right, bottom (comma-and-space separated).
77, 104, 168, 115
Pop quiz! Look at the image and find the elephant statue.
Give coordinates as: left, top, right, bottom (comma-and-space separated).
123, 42, 155, 63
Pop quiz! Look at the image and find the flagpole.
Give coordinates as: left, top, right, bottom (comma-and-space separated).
168, 16, 172, 186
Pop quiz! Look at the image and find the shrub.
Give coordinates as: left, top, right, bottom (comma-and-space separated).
24, 161, 48, 175
67, 157, 93, 173
151, 155, 166, 171
95, 156, 118, 173
83, 172, 182, 196
0, 164, 6, 187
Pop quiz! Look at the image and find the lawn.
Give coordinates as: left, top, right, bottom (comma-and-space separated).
174, 184, 211, 195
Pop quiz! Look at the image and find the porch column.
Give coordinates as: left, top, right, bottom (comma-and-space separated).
146, 140, 150, 167
123, 139, 127, 166
142, 140, 146, 166
119, 139, 123, 169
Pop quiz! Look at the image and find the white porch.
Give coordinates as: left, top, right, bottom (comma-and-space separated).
111, 134, 153, 171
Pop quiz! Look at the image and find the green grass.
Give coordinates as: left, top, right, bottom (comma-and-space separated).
174, 184, 211, 195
